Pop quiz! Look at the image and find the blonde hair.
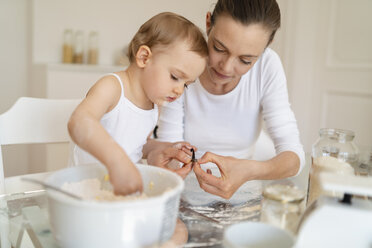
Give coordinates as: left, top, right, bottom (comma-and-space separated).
127, 12, 208, 62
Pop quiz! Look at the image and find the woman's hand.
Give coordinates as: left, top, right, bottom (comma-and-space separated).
193, 152, 254, 199
146, 141, 196, 179
193, 151, 300, 199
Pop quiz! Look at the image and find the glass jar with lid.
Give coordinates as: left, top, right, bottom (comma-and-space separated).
261, 183, 305, 234
307, 128, 359, 205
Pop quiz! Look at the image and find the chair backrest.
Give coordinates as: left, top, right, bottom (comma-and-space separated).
0, 97, 81, 194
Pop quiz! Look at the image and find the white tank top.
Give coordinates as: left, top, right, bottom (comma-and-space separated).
69, 73, 158, 166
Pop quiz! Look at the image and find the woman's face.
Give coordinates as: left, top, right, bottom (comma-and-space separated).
205, 13, 271, 86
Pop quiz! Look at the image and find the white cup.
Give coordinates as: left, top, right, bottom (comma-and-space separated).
224, 221, 295, 248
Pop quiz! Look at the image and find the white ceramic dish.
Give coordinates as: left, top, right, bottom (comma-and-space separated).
46, 163, 184, 248
224, 221, 295, 248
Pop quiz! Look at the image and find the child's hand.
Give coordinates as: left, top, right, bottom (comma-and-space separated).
172, 142, 196, 157
147, 141, 196, 168
109, 163, 143, 196
145, 140, 197, 179
173, 162, 193, 179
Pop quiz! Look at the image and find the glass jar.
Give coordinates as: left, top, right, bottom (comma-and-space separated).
307, 128, 359, 205
357, 150, 372, 177
62, 29, 73, 63
87, 31, 99, 64
73, 30, 84, 64
261, 183, 305, 234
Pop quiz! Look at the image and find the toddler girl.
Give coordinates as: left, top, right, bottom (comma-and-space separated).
68, 12, 208, 196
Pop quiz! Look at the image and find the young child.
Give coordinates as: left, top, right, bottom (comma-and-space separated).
68, 12, 208, 196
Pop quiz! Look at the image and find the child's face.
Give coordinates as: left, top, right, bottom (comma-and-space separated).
141, 41, 206, 106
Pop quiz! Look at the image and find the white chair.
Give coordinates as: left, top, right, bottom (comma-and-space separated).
0, 97, 80, 195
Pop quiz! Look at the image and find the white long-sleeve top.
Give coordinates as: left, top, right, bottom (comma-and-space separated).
157, 48, 304, 205
158, 48, 305, 170
157, 48, 305, 205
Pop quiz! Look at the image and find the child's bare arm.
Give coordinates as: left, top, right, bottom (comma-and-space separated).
68, 76, 143, 195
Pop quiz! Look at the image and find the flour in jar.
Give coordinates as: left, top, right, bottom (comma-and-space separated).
312, 156, 354, 174
307, 156, 354, 205
61, 178, 147, 202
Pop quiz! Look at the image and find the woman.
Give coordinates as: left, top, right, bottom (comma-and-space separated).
143, 0, 305, 203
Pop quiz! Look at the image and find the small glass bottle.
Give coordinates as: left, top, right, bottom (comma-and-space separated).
357, 150, 372, 177
307, 128, 359, 205
261, 183, 305, 234
87, 31, 99, 64
73, 30, 84, 64
62, 29, 73, 63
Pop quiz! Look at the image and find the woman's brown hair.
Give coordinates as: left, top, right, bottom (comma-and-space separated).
127, 12, 208, 62
210, 0, 281, 46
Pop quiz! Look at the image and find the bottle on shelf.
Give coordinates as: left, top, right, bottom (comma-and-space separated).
62, 29, 73, 63
73, 30, 84, 64
87, 31, 99, 65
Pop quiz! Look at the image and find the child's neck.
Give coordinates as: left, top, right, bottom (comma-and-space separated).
124, 65, 154, 110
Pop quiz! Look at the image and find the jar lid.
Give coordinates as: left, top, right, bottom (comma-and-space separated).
263, 184, 305, 203
319, 128, 355, 142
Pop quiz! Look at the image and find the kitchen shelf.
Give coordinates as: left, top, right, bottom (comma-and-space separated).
30, 63, 128, 99
42, 63, 126, 73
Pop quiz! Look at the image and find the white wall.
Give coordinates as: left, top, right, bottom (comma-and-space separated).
0, 0, 30, 113
0, 0, 31, 177
32, 0, 216, 65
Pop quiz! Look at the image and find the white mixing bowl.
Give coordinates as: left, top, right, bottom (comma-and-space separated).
46, 163, 184, 248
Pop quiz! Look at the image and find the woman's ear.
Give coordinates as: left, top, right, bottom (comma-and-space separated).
206, 12, 212, 35
135, 45, 152, 68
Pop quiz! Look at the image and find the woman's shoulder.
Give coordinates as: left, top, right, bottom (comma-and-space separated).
240, 48, 283, 81
260, 47, 282, 67
252, 48, 285, 81
240, 48, 286, 94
